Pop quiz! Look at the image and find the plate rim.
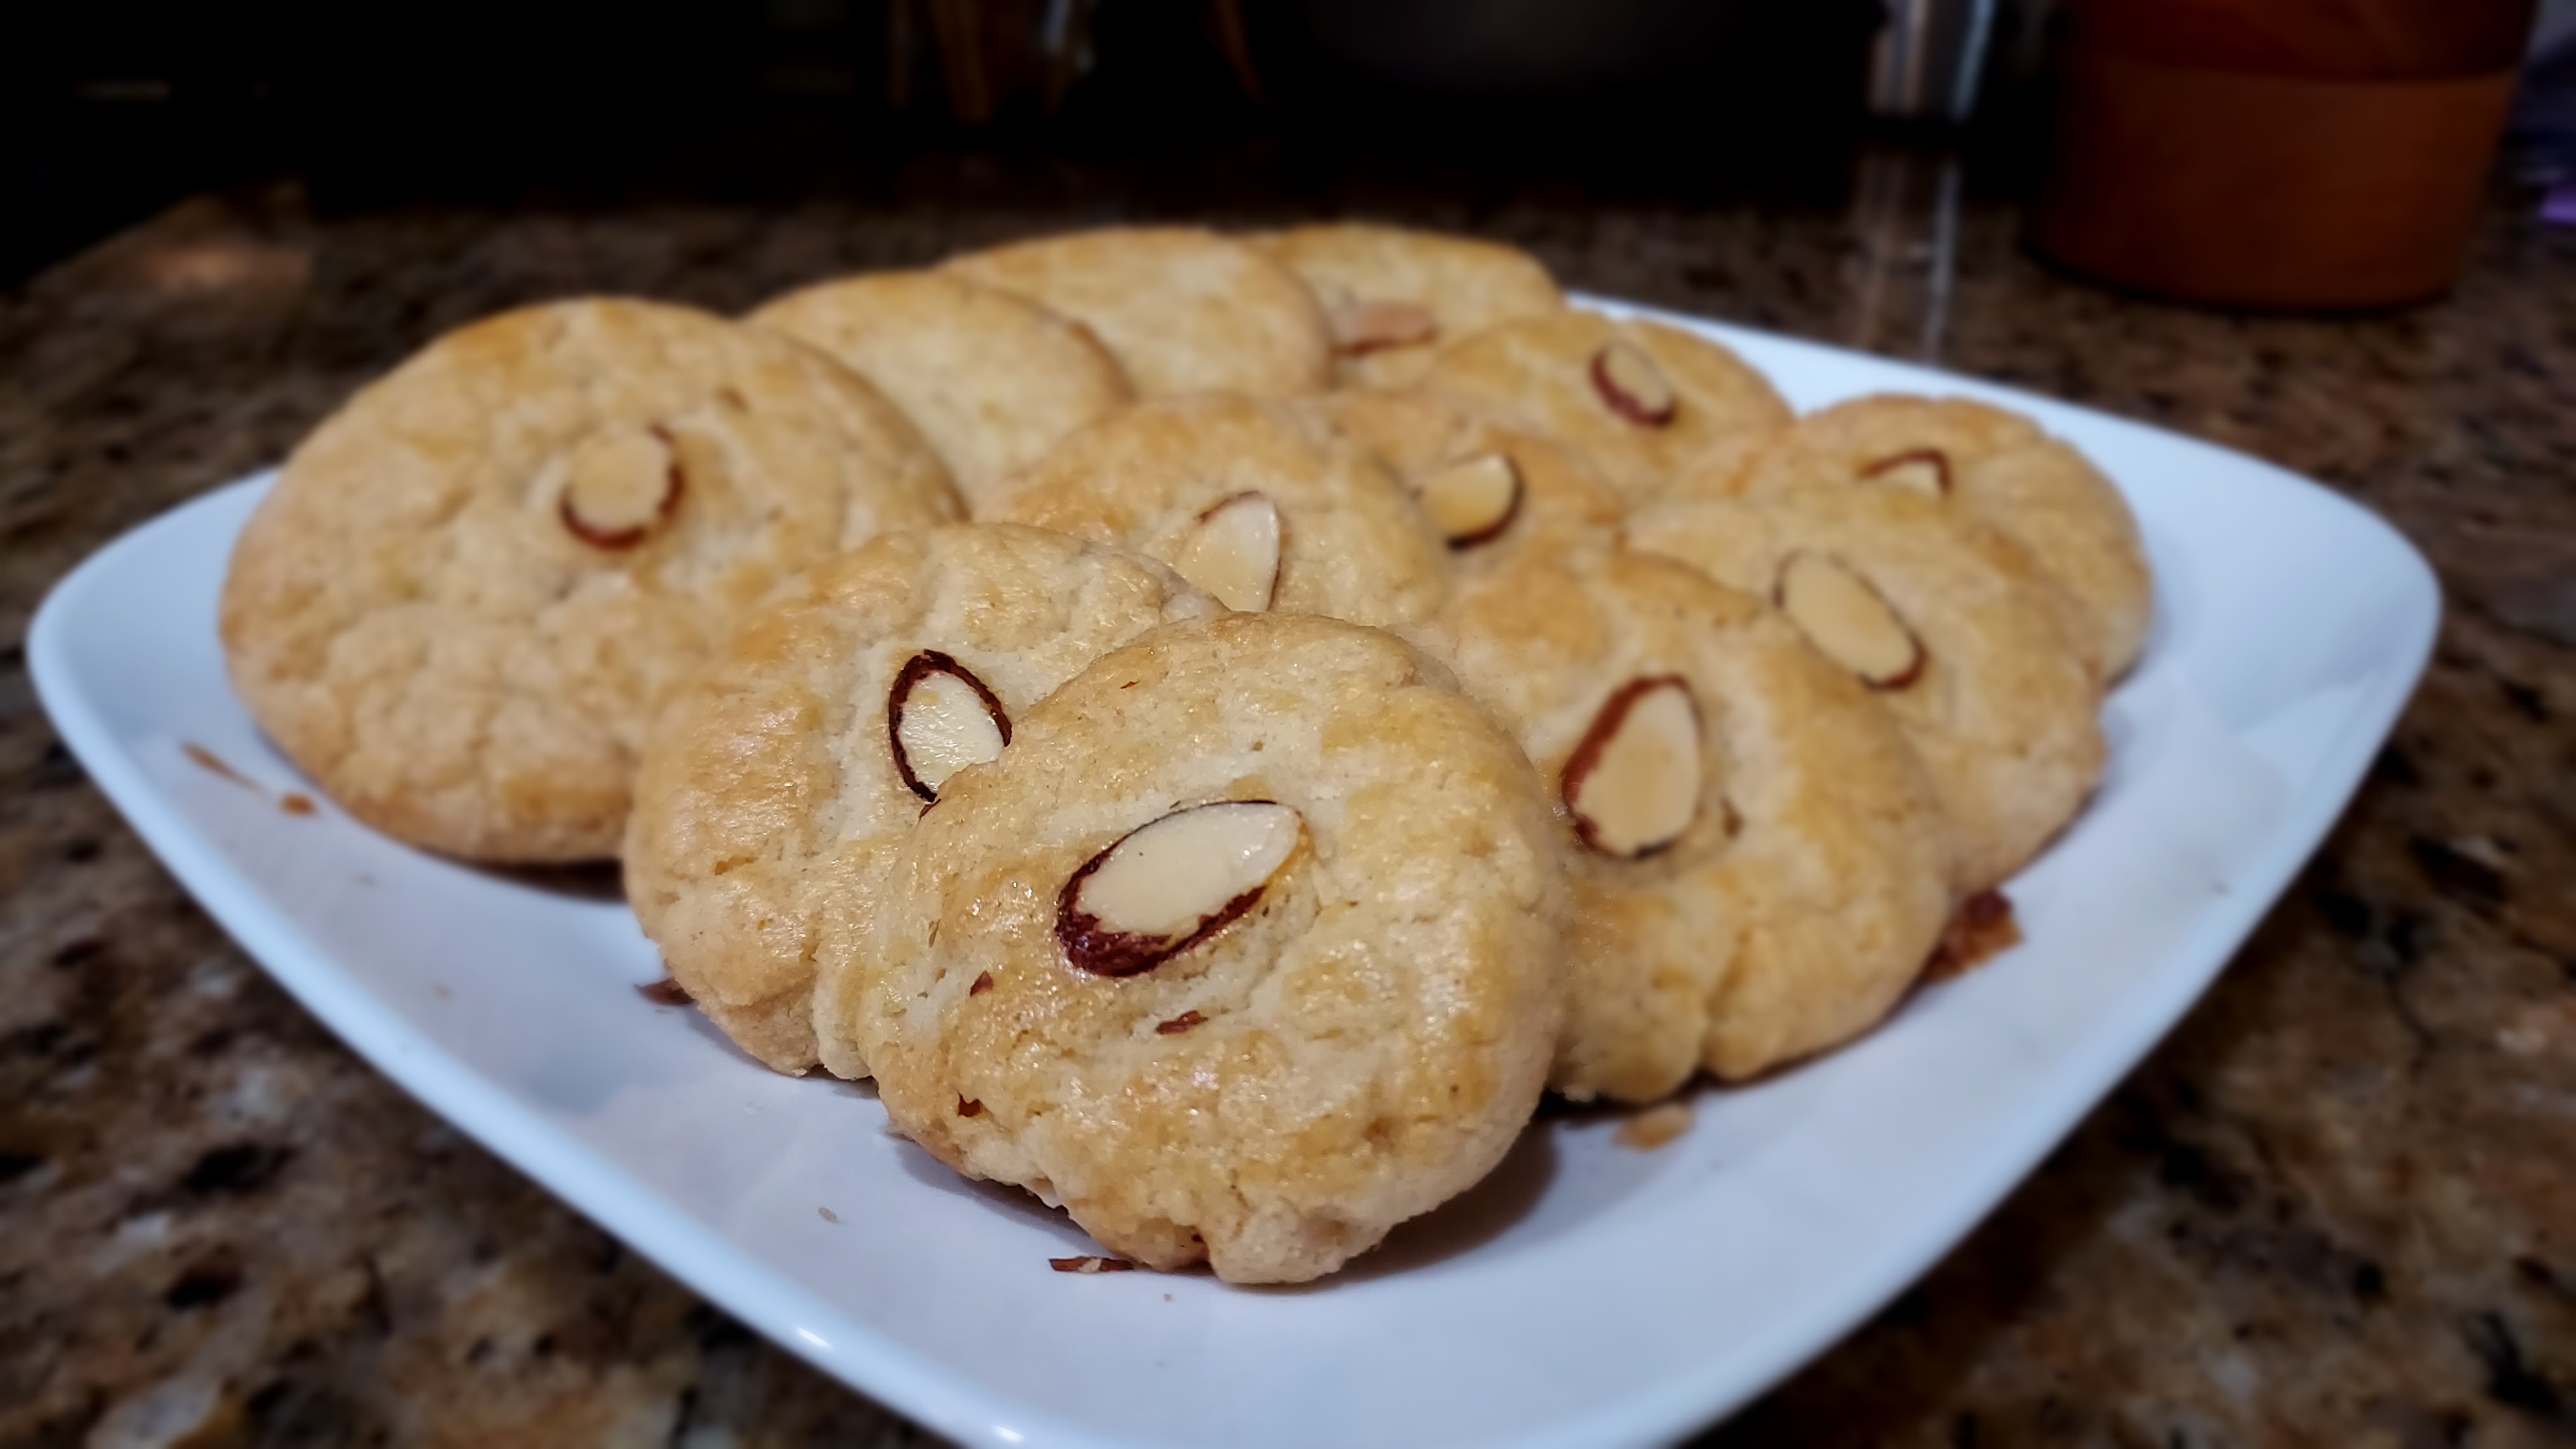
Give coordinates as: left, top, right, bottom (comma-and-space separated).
29, 474, 1147, 1449
27, 309, 2442, 1449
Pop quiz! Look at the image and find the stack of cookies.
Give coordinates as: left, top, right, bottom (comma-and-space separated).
219, 223, 2149, 1285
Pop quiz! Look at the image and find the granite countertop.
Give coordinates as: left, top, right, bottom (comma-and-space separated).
1, 150, 2570, 1448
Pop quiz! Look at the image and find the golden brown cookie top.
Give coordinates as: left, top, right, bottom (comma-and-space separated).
1683, 393, 2152, 681
1299, 390, 1627, 571
1419, 310, 1791, 503
840, 612, 1566, 1283
626, 523, 1220, 1073
219, 298, 962, 863
985, 393, 1451, 627
945, 227, 1332, 397
1251, 223, 1564, 388
1626, 488, 2104, 893
748, 270, 1135, 512
1420, 546, 1951, 1098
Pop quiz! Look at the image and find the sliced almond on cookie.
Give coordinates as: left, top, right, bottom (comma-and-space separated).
1419, 453, 1523, 549
1590, 341, 1677, 427
1774, 552, 1924, 690
1331, 300, 1439, 355
561, 424, 684, 548
1172, 491, 1282, 612
1057, 801, 1302, 976
887, 652, 1011, 802
1562, 676, 1702, 858
1861, 449, 1951, 498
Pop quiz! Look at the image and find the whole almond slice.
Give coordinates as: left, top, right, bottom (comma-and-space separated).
1590, 341, 1677, 427
888, 651, 1012, 802
1057, 801, 1303, 976
1562, 676, 1702, 858
1861, 448, 1951, 498
1775, 552, 1924, 690
1331, 299, 1439, 355
561, 423, 684, 548
1171, 491, 1282, 612
1419, 453, 1523, 549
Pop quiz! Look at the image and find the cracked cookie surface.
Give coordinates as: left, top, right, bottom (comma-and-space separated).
1683, 393, 2152, 681
830, 613, 1566, 1283
1417, 547, 1952, 1098
627, 524, 1218, 1073
748, 270, 1135, 513
985, 393, 1452, 628
220, 298, 961, 862
1420, 310, 1790, 503
1628, 488, 2105, 893
1299, 390, 1627, 573
1251, 223, 1562, 388
945, 227, 1332, 397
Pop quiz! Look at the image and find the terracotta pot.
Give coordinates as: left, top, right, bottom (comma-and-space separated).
2067, 0, 2536, 80
2028, 0, 2533, 309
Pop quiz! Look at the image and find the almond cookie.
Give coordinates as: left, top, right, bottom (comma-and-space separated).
1687, 394, 2152, 681
1416, 547, 1951, 1099
746, 270, 1135, 513
944, 227, 1331, 397
1627, 489, 2105, 893
623, 524, 1220, 1073
220, 298, 962, 863
1251, 223, 1564, 388
828, 613, 1566, 1284
985, 393, 1450, 627
1419, 310, 1791, 503
1299, 390, 1627, 571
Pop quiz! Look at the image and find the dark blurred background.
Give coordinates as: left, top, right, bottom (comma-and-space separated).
3, 0, 2072, 287
14, 0, 2576, 292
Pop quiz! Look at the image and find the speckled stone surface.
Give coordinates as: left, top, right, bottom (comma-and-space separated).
1, 154, 2570, 1448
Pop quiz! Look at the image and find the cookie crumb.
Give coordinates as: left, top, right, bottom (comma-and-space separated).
1050, 1255, 1135, 1274
1616, 1101, 1695, 1151
182, 742, 255, 790
637, 978, 692, 1005
1922, 889, 2021, 983
817, 1206, 840, 1224
279, 792, 316, 816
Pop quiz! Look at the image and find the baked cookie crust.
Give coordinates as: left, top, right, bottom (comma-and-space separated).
627, 523, 1218, 1072
835, 614, 1566, 1283
220, 298, 961, 862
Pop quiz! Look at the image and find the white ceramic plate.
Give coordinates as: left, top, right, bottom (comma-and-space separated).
29, 301, 2438, 1449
